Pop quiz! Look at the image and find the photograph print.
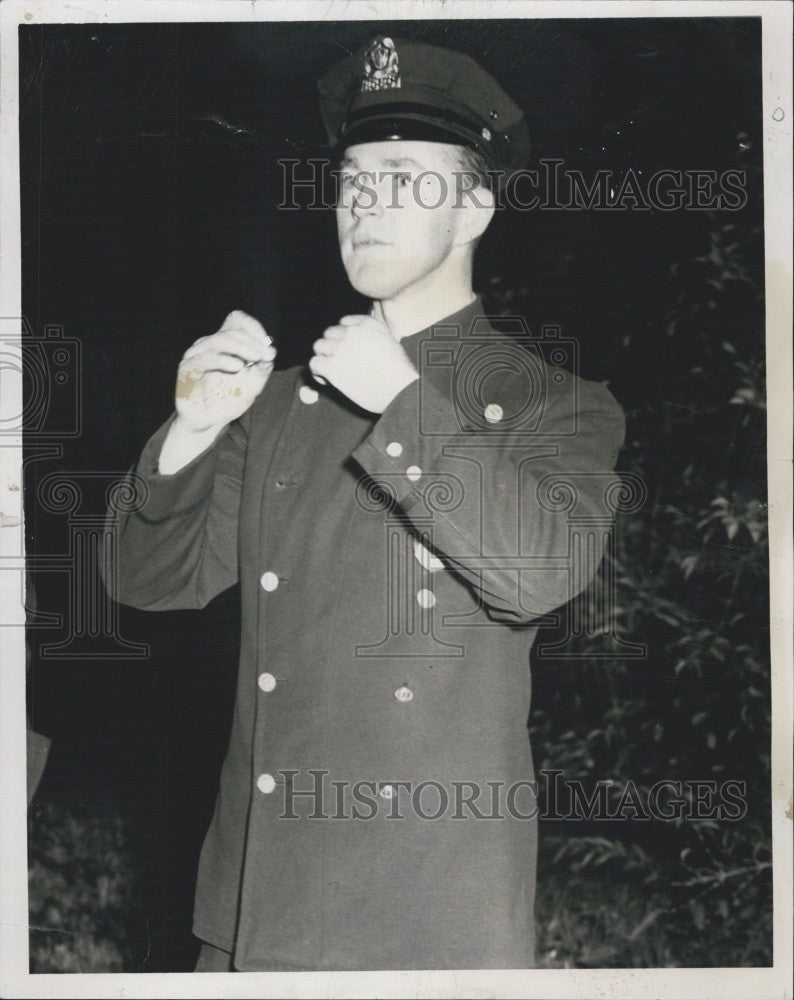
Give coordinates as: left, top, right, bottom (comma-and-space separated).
2, 1, 790, 992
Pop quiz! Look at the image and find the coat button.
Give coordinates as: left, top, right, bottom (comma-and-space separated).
379, 784, 395, 799
416, 588, 436, 609
406, 465, 422, 482
484, 402, 504, 423
258, 672, 277, 692
257, 773, 276, 794
299, 385, 319, 404
394, 686, 414, 702
260, 571, 279, 592
386, 441, 403, 457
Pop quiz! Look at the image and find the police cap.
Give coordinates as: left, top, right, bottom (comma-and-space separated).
318, 36, 530, 175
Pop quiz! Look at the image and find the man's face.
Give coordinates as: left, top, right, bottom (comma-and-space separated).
336, 139, 474, 302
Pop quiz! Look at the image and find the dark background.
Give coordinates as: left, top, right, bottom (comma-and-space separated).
21, 18, 768, 970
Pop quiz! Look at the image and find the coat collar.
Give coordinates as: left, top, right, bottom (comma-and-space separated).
397, 296, 485, 368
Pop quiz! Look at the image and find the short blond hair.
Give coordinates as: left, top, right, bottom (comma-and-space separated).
446, 144, 495, 193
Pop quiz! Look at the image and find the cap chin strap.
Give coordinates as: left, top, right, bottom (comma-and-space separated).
341, 103, 496, 169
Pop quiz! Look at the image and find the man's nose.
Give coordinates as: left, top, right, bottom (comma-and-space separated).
350, 175, 387, 219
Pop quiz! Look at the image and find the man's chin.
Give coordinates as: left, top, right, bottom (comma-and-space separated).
342, 254, 442, 303
345, 270, 403, 302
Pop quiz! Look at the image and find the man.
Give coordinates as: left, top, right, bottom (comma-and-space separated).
105, 37, 625, 971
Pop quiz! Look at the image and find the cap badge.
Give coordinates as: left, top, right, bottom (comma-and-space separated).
361, 36, 401, 92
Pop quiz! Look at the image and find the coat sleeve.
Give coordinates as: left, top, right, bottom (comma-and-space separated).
103, 412, 248, 612
351, 361, 626, 625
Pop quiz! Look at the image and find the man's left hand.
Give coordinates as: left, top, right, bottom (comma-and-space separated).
309, 315, 419, 413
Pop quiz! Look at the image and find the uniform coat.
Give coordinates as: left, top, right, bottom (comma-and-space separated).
108, 297, 625, 970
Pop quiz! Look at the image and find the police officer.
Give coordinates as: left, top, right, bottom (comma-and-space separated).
107, 36, 624, 971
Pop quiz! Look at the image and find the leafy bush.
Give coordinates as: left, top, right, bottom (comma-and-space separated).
486, 141, 770, 966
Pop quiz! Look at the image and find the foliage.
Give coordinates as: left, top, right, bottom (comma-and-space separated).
485, 141, 771, 966
28, 799, 142, 973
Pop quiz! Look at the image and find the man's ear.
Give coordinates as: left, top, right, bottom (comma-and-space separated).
453, 184, 495, 247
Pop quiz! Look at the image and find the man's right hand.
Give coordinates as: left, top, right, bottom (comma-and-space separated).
175, 310, 275, 431
159, 310, 275, 474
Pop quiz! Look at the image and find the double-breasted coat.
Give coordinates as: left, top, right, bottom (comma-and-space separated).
107, 297, 625, 970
